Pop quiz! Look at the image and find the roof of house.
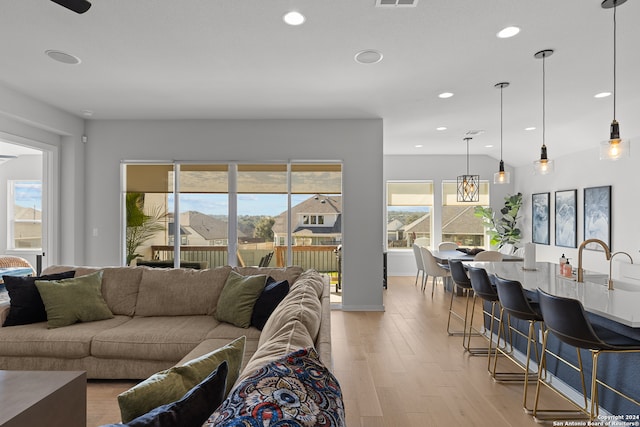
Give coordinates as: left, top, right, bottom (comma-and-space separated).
179, 211, 247, 240
441, 206, 484, 235
273, 195, 342, 235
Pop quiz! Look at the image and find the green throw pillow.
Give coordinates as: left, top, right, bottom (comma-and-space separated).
35, 271, 113, 328
215, 271, 267, 328
118, 336, 246, 423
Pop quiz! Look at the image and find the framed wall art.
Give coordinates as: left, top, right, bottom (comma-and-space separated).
555, 189, 577, 248
584, 185, 611, 251
532, 192, 550, 245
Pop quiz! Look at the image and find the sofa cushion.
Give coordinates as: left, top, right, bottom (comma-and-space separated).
135, 266, 232, 317
233, 266, 303, 286
251, 278, 289, 330
0, 315, 131, 358
106, 361, 228, 427
238, 319, 315, 384
118, 336, 245, 423
206, 347, 345, 427
92, 315, 220, 361
215, 271, 267, 328
2, 271, 76, 327
35, 271, 114, 328
41, 266, 144, 316
258, 272, 323, 349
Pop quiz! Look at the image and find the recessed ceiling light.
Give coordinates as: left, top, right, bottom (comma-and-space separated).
82, 110, 94, 117
45, 49, 81, 65
436, 126, 447, 131
497, 26, 520, 38
354, 50, 383, 64
594, 92, 612, 98
484, 144, 494, 148
525, 127, 536, 131
283, 11, 305, 26
415, 144, 423, 148
438, 92, 454, 99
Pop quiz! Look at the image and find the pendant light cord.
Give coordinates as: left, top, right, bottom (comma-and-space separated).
542, 53, 546, 148
613, 4, 617, 120
466, 138, 470, 174
500, 85, 504, 161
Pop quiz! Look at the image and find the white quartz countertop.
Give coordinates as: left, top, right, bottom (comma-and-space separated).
465, 261, 640, 328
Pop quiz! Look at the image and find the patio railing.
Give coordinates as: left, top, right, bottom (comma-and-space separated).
148, 245, 340, 273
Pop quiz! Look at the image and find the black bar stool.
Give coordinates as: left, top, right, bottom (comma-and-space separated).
446, 259, 479, 341
534, 289, 640, 421
493, 275, 544, 412
466, 266, 505, 371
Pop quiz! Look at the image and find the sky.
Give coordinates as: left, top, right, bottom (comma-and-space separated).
170, 193, 322, 217
14, 181, 42, 210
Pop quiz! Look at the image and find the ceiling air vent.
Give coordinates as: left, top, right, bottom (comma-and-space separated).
376, 0, 418, 7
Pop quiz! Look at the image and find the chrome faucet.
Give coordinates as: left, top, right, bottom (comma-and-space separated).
608, 252, 634, 290
577, 238, 611, 283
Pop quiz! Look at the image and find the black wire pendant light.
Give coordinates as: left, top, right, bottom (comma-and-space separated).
494, 82, 510, 184
600, 0, 630, 160
457, 137, 479, 202
533, 49, 555, 175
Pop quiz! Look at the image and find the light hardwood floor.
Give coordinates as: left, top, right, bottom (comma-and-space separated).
86, 276, 567, 426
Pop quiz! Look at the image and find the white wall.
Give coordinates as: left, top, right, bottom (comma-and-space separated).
514, 147, 640, 279
0, 82, 85, 267
85, 119, 385, 311
384, 154, 516, 276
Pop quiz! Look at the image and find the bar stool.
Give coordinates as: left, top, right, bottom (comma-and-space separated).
466, 266, 504, 371
534, 289, 640, 421
446, 259, 479, 340
493, 275, 543, 412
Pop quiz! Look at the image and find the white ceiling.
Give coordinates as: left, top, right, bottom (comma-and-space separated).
1, 0, 638, 166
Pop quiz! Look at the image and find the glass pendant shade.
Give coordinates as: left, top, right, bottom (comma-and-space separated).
493, 160, 511, 184
533, 145, 554, 175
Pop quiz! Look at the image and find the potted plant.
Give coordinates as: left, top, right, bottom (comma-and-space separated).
474, 192, 523, 250
125, 193, 168, 265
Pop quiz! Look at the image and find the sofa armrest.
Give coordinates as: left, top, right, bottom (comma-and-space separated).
0, 302, 9, 325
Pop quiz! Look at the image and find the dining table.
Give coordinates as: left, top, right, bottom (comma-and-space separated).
431, 249, 523, 264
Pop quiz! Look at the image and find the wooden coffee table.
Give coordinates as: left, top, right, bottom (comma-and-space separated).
0, 370, 86, 427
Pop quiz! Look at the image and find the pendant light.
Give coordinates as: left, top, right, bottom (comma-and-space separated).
600, 0, 630, 160
533, 49, 554, 175
494, 82, 510, 184
457, 137, 480, 202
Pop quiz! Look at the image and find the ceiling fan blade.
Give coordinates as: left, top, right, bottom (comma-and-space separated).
50, 0, 92, 14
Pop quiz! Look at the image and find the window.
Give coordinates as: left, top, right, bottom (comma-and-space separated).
386, 181, 433, 249
8, 180, 42, 250
441, 181, 489, 248
122, 162, 342, 272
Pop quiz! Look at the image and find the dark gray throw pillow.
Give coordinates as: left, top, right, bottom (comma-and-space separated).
2, 271, 76, 327
250, 277, 290, 330
101, 361, 228, 427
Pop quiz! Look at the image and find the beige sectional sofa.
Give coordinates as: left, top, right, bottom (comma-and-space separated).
0, 265, 332, 383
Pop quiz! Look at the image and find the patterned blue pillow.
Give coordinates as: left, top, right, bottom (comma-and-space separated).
206, 347, 345, 427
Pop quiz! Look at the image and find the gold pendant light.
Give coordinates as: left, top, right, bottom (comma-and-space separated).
494, 82, 510, 184
600, 0, 630, 160
533, 49, 554, 175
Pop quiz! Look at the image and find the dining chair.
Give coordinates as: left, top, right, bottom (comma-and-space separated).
412, 244, 426, 289
438, 242, 459, 251
474, 250, 503, 261
533, 289, 640, 422
420, 246, 451, 297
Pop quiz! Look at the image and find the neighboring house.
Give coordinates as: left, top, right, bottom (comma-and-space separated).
441, 205, 484, 247
401, 214, 431, 248
12, 205, 42, 249
170, 211, 247, 246
386, 218, 404, 243
272, 195, 342, 246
